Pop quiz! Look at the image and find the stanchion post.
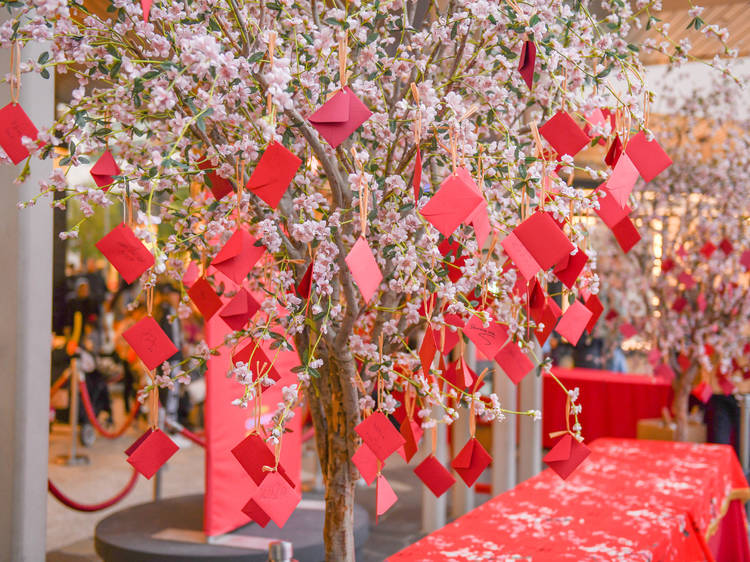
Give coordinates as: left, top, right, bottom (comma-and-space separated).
55, 359, 89, 466
153, 405, 165, 501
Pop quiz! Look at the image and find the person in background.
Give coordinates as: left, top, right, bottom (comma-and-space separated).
704, 356, 750, 457
84, 257, 108, 312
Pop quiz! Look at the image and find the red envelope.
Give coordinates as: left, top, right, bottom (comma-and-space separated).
697, 293, 707, 312
126, 428, 179, 479
211, 229, 265, 284
543, 434, 590, 480
654, 363, 676, 381
534, 298, 561, 347
242, 498, 271, 527
352, 443, 379, 485
495, 341, 534, 384
661, 258, 675, 273
624, 131, 672, 182
90, 150, 121, 190
413, 147, 422, 201
700, 242, 716, 259
124, 427, 153, 456
296, 260, 314, 299
692, 381, 713, 404
517, 40, 536, 90
595, 186, 628, 230
141, 0, 152, 21
0, 103, 38, 164
244, 471, 301, 528
439, 239, 468, 283
741, 250, 750, 271
583, 293, 603, 333
199, 160, 234, 200
246, 141, 302, 209
187, 276, 222, 320
539, 111, 590, 157
677, 271, 696, 289
451, 437, 492, 487
345, 236, 382, 304
376, 475, 398, 520
719, 238, 734, 255
463, 316, 509, 360
122, 316, 178, 370
232, 339, 281, 383
611, 216, 641, 253
414, 455, 456, 497
605, 135, 623, 168
355, 411, 405, 461
554, 248, 588, 289
555, 300, 592, 346
308, 86, 372, 148
443, 358, 476, 390
232, 432, 293, 486
420, 170, 484, 238
678, 354, 691, 374
672, 297, 688, 313
219, 288, 260, 331
182, 261, 200, 289
95, 223, 154, 284
619, 323, 637, 338
419, 325, 438, 377
514, 211, 575, 271
607, 153, 639, 207
398, 418, 423, 464
501, 232, 541, 282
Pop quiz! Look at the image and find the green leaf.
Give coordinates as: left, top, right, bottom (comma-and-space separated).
40, 68, 49, 80
568, 293, 576, 305
37, 51, 49, 65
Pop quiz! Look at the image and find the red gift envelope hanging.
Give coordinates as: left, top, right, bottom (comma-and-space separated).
232, 339, 281, 384
219, 288, 260, 331
535, 298, 561, 347
345, 236, 383, 304
182, 261, 200, 289
543, 433, 591, 480
677, 271, 696, 289
719, 238, 733, 255
624, 131, 672, 182
141, 0, 152, 21
467, 203, 491, 249
354, 411, 405, 462
397, 418, 423, 464
741, 250, 750, 271
246, 141, 302, 209
554, 248, 588, 289
199, 160, 234, 200
95, 223, 154, 284
211, 229, 265, 285
187, 276, 222, 320
443, 359, 476, 391
517, 40, 536, 90
414, 455, 456, 498
231, 432, 294, 486
243, 472, 301, 528
692, 382, 713, 404
438, 239, 468, 283
352, 443, 380, 485
700, 241, 716, 259
463, 315, 509, 360
583, 293, 603, 333
513, 211, 575, 273
122, 316, 178, 370
501, 232, 541, 282
594, 186, 628, 230
607, 153, 639, 208
90, 150, 121, 191
605, 135, 623, 168
495, 341, 535, 384
451, 437, 492, 487
124, 427, 153, 456
0, 102, 39, 165
295, 260, 313, 299
611, 216, 641, 254
308, 86, 372, 149
539, 111, 590, 157
661, 258, 675, 273
420, 169, 484, 238
418, 324, 458, 377
375, 475, 398, 521
672, 297, 688, 313
555, 300, 592, 346
413, 147, 422, 201
619, 323, 638, 339
126, 428, 179, 479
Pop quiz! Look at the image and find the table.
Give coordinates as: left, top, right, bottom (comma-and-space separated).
389, 438, 750, 561
543, 368, 672, 448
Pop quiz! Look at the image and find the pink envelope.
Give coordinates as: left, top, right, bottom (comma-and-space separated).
126, 428, 179, 479
539, 111, 590, 157
607, 153, 639, 207
611, 216, 641, 253
414, 455, 456, 497
211, 229, 265, 284
187, 277, 223, 320
376, 475, 398, 520
122, 316, 178, 370
420, 170, 484, 238
90, 150, 121, 190
219, 288, 260, 331
0, 102, 39, 164
463, 315, 509, 359
543, 434, 591, 480
517, 40, 536, 89
345, 236, 382, 304
554, 248, 588, 289
555, 300, 592, 346
514, 211, 575, 270
595, 186, 628, 229
95, 223, 155, 284
624, 131, 672, 182
352, 443, 379, 485
495, 341, 534, 384
451, 437, 492, 487
308, 86, 372, 148
246, 141, 302, 209
355, 411, 405, 462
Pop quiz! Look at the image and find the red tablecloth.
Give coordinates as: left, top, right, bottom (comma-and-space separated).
543, 367, 673, 448
390, 438, 750, 562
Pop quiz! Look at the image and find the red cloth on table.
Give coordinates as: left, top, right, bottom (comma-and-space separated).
543, 367, 672, 448
389, 439, 750, 562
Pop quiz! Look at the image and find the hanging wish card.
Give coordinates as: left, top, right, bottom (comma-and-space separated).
451, 437, 492, 487
543, 433, 591, 480
355, 412, 405, 462
495, 341, 535, 384
90, 150, 121, 190
0, 102, 39, 165
539, 111, 590, 157
517, 40, 536, 90
246, 141, 302, 209
95, 223, 154, 284
414, 455, 456, 497
219, 288, 261, 331
624, 131, 672, 182
211, 229, 265, 285
345, 236, 383, 304
353, 443, 380, 485
187, 277, 223, 320
126, 428, 179, 479
122, 316, 178, 370
555, 301, 592, 346
308, 86, 372, 148
242, 472, 301, 528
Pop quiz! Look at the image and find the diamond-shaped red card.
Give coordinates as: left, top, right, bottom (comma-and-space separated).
242, 497, 272, 527
122, 316, 178, 370
90, 150, 121, 190
514, 211, 575, 271
199, 160, 234, 200
296, 260, 313, 299
420, 169, 484, 238
345, 236, 382, 304
719, 238, 733, 255
451, 437, 492, 487
219, 288, 260, 331
539, 111, 590, 157
354, 411, 405, 462
232, 433, 294, 486
700, 241, 716, 259
246, 141, 302, 209
595, 186, 629, 230
624, 131, 672, 182
517, 40, 536, 90
95, 223, 154, 284
554, 248, 588, 289
555, 301, 592, 346
187, 277, 222, 320
414, 455, 456, 497
211, 229, 265, 284
534, 298, 561, 347
308, 86, 372, 148
438, 239, 468, 283
583, 294, 603, 333
124, 427, 153, 456
376, 475, 398, 521
0, 102, 39, 164
126, 428, 179, 479
611, 216, 641, 254
352, 442, 379, 485
232, 339, 281, 384
463, 316, 509, 360
495, 341, 534, 384
543, 433, 591, 480
243, 471, 301, 528
607, 153, 639, 208
397, 418, 423, 463
605, 135, 623, 168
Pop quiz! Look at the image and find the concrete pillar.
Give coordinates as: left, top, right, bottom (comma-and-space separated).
0, 30, 54, 561
449, 405, 474, 517
492, 364, 517, 493
518, 344, 543, 482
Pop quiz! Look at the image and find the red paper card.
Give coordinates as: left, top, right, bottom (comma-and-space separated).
517, 40, 536, 90
355, 412, 406, 462
122, 316, 178, 370
619, 323, 637, 338
534, 298, 561, 347
199, 160, 234, 200
419, 325, 438, 377
345, 236, 382, 304
692, 381, 712, 404
420, 170, 484, 238
95, 223, 154, 284
245, 471, 301, 528
414, 455, 456, 497
624, 131, 672, 182
439, 239, 467, 283
187, 277, 222, 320
495, 341, 534, 384
246, 141, 302, 209
468, 203, 491, 249
605, 135, 623, 168
296, 260, 313, 299
232, 432, 293, 486
352, 443, 380, 485
141, 0, 152, 21
555, 301, 592, 346
595, 186, 628, 230
242, 498, 271, 527
211, 229, 265, 285
413, 147, 422, 201
554, 248, 588, 289
232, 339, 281, 384
677, 272, 695, 289
501, 232, 541, 282
654, 363, 676, 381
463, 316, 509, 360
375, 475, 398, 520
611, 216, 641, 254
126, 428, 178, 479
219, 288, 260, 331
719, 238, 733, 255
451, 437, 492, 487
514, 211, 575, 271
672, 297, 688, 312
583, 293, 603, 333
741, 250, 750, 271
308, 86, 372, 148
90, 150, 121, 190
543, 434, 590, 480
607, 153, 639, 208
124, 427, 153, 456
700, 241, 716, 259
398, 418, 423, 464
0, 103, 38, 164
539, 111, 590, 157
182, 261, 200, 289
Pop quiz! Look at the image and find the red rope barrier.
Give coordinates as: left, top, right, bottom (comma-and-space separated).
47, 468, 139, 512
78, 379, 140, 439
165, 419, 206, 448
